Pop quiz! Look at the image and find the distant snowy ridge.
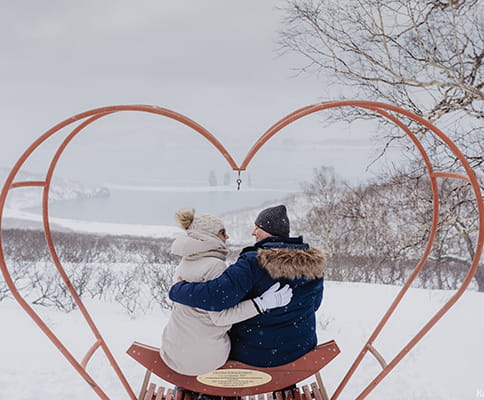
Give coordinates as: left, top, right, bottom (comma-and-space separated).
105, 183, 290, 193
0, 166, 303, 241
1, 167, 112, 233
0, 167, 110, 210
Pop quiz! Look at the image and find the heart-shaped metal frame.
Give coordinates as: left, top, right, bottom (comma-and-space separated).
0, 101, 482, 400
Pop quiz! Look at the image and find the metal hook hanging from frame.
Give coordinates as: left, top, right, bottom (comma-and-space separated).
236, 170, 242, 191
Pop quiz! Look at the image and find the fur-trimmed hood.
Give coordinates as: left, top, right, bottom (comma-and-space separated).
256, 247, 326, 280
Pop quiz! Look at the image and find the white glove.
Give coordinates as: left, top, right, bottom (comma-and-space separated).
253, 282, 293, 313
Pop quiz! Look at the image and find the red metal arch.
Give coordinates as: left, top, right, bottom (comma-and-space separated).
241, 101, 484, 398
0, 105, 240, 400
0, 101, 482, 400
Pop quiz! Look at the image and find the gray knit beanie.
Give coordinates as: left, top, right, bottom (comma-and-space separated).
254, 204, 290, 237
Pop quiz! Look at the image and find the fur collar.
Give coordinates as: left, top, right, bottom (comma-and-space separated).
256, 247, 326, 280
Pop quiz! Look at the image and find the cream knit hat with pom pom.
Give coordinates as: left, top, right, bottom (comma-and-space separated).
176, 208, 225, 236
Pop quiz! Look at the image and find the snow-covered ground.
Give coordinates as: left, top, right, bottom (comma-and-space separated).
1, 281, 483, 400
2, 207, 182, 238
1, 170, 483, 399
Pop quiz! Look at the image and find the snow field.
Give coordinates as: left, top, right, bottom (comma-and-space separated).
1, 281, 482, 400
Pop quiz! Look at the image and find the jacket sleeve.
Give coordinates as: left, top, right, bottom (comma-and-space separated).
313, 278, 324, 311
208, 299, 259, 326
169, 254, 257, 311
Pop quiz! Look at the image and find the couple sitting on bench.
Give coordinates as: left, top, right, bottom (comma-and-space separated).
160, 204, 326, 396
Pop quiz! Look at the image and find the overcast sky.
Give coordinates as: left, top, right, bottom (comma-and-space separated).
1, 1, 399, 189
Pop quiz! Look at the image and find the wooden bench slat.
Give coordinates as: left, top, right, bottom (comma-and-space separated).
310, 382, 323, 400
154, 386, 165, 400
275, 390, 284, 400
301, 385, 312, 400
174, 388, 184, 400
165, 388, 174, 400
144, 383, 156, 400
285, 388, 295, 400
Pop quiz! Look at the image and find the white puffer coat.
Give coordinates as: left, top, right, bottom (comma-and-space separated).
160, 230, 259, 376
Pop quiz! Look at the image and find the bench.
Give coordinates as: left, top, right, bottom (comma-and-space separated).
127, 340, 340, 400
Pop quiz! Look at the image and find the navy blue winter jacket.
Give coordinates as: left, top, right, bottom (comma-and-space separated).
169, 236, 325, 367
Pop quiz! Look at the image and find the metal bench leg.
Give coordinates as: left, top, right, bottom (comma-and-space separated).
139, 369, 152, 400
314, 372, 329, 400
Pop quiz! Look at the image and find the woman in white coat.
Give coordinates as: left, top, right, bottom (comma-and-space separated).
160, 209, 291, 376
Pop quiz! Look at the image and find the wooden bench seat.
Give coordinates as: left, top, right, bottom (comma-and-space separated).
127, 340, 340, 397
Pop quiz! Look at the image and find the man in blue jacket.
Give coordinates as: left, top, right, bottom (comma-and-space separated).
169, 204, 326, 367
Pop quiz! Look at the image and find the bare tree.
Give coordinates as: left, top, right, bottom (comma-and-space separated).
281, 0, 483, 289
114, 268, 144, 317
300, 165, 482, 290
299, 167, 347, 256
1, 229, 181, 315
87, 266, 114, 300
300, 167, 388, 283
280, 0, 483, 169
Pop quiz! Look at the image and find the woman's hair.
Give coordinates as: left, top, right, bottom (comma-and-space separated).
176, 208, 195, 230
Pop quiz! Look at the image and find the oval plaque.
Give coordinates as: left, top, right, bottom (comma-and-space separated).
196, 368, 272, 388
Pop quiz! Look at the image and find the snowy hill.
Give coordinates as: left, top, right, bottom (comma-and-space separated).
0, 166, 113, 232
0, 166, 110, 210
0, 281, 482, 399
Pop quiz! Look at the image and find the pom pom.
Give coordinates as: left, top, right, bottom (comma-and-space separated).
176, 208, 195, 230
